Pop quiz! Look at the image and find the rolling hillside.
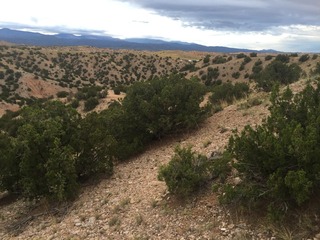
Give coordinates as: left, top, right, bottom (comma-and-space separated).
0, 44, 318, 115
0, 45, 320, 239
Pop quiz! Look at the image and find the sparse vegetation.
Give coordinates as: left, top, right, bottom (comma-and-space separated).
1, 47, 319, 238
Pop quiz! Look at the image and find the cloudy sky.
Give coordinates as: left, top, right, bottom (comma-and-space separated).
0, 0, 319, 52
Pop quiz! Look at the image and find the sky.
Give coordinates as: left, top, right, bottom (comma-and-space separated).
0, 0, 319, 52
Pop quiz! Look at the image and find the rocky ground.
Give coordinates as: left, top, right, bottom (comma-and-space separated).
0, 80, 318, 239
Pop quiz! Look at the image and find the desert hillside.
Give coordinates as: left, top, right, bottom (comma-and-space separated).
0, 46, 320, 239
0, 45, 319, 115
2, 78, 320, 239
0, 87, 270, 239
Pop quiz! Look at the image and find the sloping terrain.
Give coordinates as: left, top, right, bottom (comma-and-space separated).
4, 81, 319, 239
0, 46, 319, 239
0, 45, 318, 115
0, 92, 271, 239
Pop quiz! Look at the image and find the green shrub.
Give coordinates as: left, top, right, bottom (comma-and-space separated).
158, 146, 209, 197
208, 153, 232, 183
212, 56, 227, 64
243, 56, 252, 64
56, 91, 69, 98
180, 63, 197, 72
76, 86, 102, 100
313, 62, 320, 75
206, 67, 220, 83
226, 84, 320, 214
255, 60, 301, 91
0, 101, 119, 201
298, 54, 309, 62
74, 112, 115, 179
113, 88, 121, 95
275, 54, 290, 63
236, 53, 246, 59
232, 72, 240, 79
98, 105, 148, 160
70, 99, 79, 108
239, 56, 252, 71
210, 82, 249, 104
250, 60, 263, 79
84, 97, 99, 111
75, 91, 85, 100
0, 102, 81, 201
0, 132, 19, 193
122, 74, 209, 138
203, 55, 210, 64
265, 55, 273, 61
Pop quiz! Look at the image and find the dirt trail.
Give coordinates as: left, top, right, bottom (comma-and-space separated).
1, 100, 269, 240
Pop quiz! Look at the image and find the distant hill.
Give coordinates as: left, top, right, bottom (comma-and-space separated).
0, 28, 278, 53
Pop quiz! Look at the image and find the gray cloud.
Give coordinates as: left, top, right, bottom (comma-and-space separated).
120, 0, 320, 31
0, 22, 109, 36
280, 36, 320, 52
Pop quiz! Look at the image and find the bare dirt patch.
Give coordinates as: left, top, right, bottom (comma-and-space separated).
0, 102, 19, 117
17, 74, 70, 99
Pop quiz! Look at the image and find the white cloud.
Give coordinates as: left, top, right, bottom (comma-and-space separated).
0, 0, 319, 51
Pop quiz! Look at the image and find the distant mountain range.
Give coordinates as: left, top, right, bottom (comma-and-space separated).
0, 28, 278, 53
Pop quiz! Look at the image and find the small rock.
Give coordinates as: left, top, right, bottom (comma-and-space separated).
315, 233, 320, 240
233, 177, 242, 185
228, 224, 235, 229
221, 231, 228, 236
88, 217, 95, 225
